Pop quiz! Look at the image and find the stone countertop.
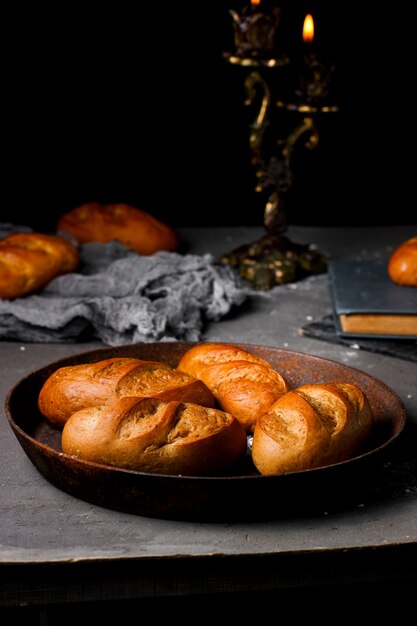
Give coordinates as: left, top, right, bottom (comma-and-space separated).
1, 226, 416, 606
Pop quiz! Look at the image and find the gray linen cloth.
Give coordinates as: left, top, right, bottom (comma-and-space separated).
0, 235, 248, 345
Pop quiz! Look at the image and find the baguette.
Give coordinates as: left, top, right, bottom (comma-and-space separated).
61, 396, 247, 475
177, 343, 290, 431
252, 381, 374, 475
388, 236, 417, 286
38, 357, 215, 429
0, 232, 79, 299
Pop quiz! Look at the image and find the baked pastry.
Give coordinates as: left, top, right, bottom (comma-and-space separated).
176, 343, 290, 432
252, 381, 374, 475
177, 342, 273, 377
0, 232, 79, 299
57, 202, 179, 255
38, 357, 216, 429
61, 396, 247, 475
388, 236, 417, 286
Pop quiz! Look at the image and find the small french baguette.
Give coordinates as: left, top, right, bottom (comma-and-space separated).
177, 342, 274, 378
0, 232, 79, 299
38, 357, 215, 429
61, 396, 247, 475
177, 343, 290, 432
252, 381, 374, 475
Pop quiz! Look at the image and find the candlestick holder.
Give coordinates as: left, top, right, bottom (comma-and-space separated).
221, 6, 338, 290
228, 3, 281, 61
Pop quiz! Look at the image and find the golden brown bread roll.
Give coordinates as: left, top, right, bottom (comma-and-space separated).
57, 202, 179, 255
177, 342, 274, 378
0, 232, 79, 299
388, 236, 417, 286
61, 396, 247, 475
177, 343, 290, 432
38, 357, 216, 429
252, 381, 374, 475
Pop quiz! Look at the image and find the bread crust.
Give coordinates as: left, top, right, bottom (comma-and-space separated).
388, 236, 417, 286
177, 343, 290, 431
252, 382, 373, 475
61, 396, 247, 475
37, 346, 374, 477
0, 232, 79, 299
57, 202, 179, 255
115, 362, 215, 407
38, 357, 215, 429
177, 342, 273, 378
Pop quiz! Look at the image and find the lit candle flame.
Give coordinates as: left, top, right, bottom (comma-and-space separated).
303, 14, 314, 44
251, 0, 261, 7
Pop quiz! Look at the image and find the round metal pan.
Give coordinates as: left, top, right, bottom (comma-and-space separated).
5, 341, 406, 521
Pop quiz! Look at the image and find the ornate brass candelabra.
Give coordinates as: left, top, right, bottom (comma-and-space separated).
221, 4, 338, 290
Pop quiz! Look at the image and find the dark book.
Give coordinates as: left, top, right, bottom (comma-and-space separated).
328, 260, 417, 339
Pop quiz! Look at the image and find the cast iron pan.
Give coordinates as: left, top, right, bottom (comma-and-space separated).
5, 342, 407, 522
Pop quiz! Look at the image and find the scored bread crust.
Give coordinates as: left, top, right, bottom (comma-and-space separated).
115, 362, 215, 406
252, 382, 373, 475
177, 343, 290, 432
61, 396, 247, 475
177, 343, 273, 378
37, 346, 375, 477
38, 357, 215, 429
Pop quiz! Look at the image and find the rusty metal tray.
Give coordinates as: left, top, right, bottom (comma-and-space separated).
5, 342, 406, 521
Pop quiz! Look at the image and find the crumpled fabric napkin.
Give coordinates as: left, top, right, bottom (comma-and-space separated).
0, 238, 248, 345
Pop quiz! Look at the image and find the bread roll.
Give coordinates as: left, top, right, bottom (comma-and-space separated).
177, 342, 274, 378
61, 396, 247, 475
388, 236, 417, 286
57, 202, 179, 255
38, 357, 216, 429
177, 343, 290, 432
0, 232, 79, 299
252, 382, 373, 475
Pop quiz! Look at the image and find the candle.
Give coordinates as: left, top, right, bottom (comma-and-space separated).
303, 13, 314, 46
296, 13, 331, 103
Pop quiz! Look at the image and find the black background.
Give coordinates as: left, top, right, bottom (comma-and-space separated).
4, 1, 416, 231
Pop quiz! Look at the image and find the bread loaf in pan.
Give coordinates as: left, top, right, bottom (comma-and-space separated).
37, 343, 375, 477
177, 342, 290, 432
252, 381, 374, 475
0, 232, 79, 299
61, 396, 247, 475
38, 357, 215, 429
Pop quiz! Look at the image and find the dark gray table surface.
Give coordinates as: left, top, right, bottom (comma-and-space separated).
1, 226, 416, 608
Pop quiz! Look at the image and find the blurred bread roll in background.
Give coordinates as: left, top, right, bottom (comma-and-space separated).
0, 232, 79, 299
388, 236, 417, 286
57, 202, 179, 255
